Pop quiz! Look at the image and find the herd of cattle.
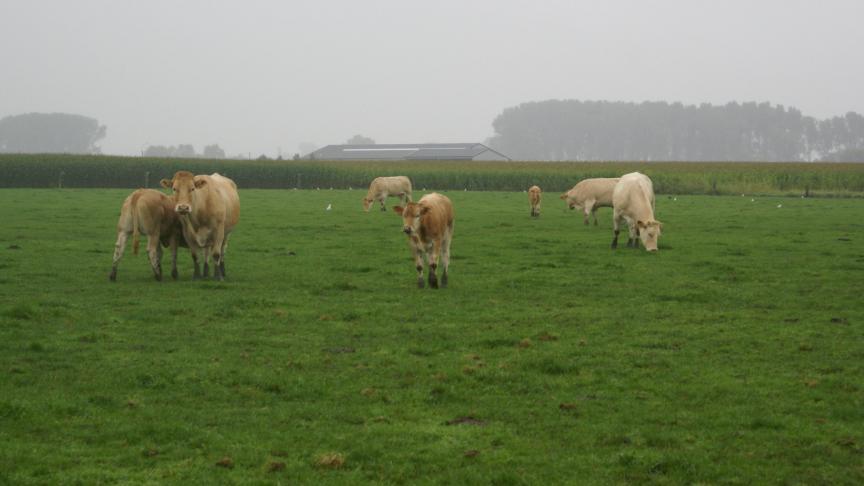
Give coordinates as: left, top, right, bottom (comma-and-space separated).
109, 171, 660, 288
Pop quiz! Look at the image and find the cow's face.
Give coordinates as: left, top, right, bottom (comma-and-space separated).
637, 220, 662, 252
362, 197, 373, 212
161, 171, 206, 215
393, 203, 425, 236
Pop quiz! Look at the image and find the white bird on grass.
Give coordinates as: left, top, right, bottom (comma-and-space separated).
326, 203, 332, 211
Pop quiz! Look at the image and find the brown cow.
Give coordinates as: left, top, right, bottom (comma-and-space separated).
393, 193, 454, 289
161, 171, 240, 280
611, 172, 662, 251
109, 189, 184, 281
560, 178, 619, 225
528, 185, 542, 217
363, 176, 412, 212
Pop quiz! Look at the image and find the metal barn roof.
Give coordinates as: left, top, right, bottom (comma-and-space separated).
307, 143, 511, 161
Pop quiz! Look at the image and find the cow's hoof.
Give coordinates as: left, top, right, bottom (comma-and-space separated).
109, 271, 117, 282
171, 269, 178, 280
154, 273, 162, 282
611, 242, 618, 250
429, 277, 438, 289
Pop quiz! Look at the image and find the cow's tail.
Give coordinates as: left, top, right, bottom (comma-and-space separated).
131, 192, 141, 255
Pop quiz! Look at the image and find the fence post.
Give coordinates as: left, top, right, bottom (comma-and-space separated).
58, 171, 65, 189
297, 173, 302, 189
145, 171, 150, 188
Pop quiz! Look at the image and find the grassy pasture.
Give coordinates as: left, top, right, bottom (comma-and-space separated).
1, 188, 863, 484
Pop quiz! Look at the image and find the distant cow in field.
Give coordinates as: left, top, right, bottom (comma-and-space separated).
393, 193, 454, 289
611, 172, 662, 252
363, 176, 412, 212
161, 171, 240, 280
560, 178, 619, 225
109, 189, 184, 281
528, 185, 542, 217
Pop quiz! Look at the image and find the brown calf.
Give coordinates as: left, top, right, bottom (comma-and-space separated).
109, 189, 183, 281
393, 193, 454, 289
528, 185, 542, 217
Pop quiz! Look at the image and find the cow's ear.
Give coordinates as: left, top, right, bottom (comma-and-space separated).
194, 179, 207, 189
160, 179, 172, 188
560, 193, 567, 199
420, 206, 431, 216
636, 220, 646, 229
393, 206, 404, 215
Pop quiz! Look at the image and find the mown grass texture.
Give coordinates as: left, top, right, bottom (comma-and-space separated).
0, 188, 863, 484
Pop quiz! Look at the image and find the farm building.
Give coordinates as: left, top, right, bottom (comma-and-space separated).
306, 143, 511, 161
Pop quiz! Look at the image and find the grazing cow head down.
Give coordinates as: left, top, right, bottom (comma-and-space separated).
393, 203, 427, 236
362, 197, 374, 212
636, 220, 663, 252
161, 171, 206, 215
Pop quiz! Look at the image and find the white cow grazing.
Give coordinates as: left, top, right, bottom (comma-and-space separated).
560, 178, 619, 225
611, 172, 662, 252
363, 176, 412, 212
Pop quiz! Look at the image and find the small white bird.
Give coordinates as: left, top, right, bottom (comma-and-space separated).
673, 197, 677, 201
751, 198, 755, 202
777, 204, 783, 208
326, 203, 332, 211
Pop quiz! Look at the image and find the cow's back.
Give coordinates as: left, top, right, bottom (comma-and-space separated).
574, 178, 619, 205
418, 193, 454, 240
613, 172, 654, 217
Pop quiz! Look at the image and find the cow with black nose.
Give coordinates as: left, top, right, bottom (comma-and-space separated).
393, 193, 454, 289
161, 171, 240, 279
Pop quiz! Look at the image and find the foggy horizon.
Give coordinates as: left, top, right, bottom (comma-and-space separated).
2, 0, 863, 158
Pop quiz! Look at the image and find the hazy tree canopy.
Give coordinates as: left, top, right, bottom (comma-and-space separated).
202, 144, 226, 159
346, 134, 375, 145
0, 113, 106, 154
143, 144, 203, 158
487, 100, 864, 161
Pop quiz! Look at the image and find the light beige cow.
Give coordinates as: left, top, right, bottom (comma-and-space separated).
560, 178, 619, 225
528, 185, 542, 217
161, 171, 240, 280
363, 176, 412, 212
110, 189, 184, 281
611, 172, 662, 252
393, 193, 454, 289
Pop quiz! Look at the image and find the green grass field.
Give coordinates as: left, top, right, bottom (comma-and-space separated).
1, 188, 863, 484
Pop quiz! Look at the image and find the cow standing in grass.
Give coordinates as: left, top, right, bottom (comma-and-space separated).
161, 171, 240, 280
528, 185, 542, 217
110, 189, 184, 281
363, 176, 412, 212
393, 193, 454, 289
611, 172, 662, 251
560, 178, 619, 226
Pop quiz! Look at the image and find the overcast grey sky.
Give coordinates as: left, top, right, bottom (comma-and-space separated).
2, 0, 863, 157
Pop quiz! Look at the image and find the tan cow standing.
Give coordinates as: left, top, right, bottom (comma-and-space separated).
109, 189, 184, 281
611, 172, 662, 252
363, 176, 412, 212
161, 171, 240, 280
528, 185, 542, 217
560, 178, 620, 225
393, 193, 454, 289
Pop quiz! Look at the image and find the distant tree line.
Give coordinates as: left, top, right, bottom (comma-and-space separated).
0, 113, 106, 154
143, 144, 226, 159
487, 100, 864, 162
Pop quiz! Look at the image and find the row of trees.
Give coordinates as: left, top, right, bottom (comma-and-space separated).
0, 113, 106, 154
143, 144, 226, 158
487, 100, 864, 161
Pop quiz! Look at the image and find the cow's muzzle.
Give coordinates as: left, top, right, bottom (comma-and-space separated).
403, 227, 412, 235
175, 204, 191, 215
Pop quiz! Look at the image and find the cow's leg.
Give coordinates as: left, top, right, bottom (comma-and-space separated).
440, 236, 451, 288
611, 211, 622, 249
109, 231, 129, 281
202, 245, 212, 278
584, 200, 594, 225
379, 195, 387, 211
593, 208, 599, 226
211, 231, 226, 281
190, 243, 203, 280
218, 240, 228, 279
412, 245, 425, 288
427, 240, 441, 289
170, 236, 179, 280
147, 235, 162, 281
